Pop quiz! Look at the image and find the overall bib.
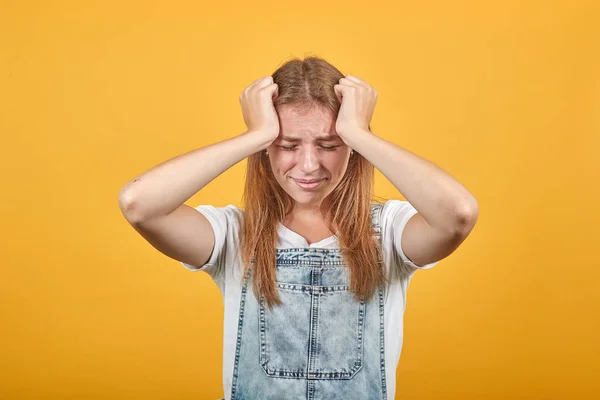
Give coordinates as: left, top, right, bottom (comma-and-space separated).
229, 203, 387, 400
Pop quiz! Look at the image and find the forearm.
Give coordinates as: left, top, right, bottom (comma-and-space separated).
345, 129, 478, 233
118, 130, 269, 223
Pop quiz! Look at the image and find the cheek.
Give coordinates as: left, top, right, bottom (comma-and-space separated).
271, 153, 296, 172
323, 152, 349, 173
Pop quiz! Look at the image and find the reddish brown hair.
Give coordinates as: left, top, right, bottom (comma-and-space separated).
240, 55, 386, 309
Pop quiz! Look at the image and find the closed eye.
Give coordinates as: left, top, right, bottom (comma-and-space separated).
278, 145, 340, 151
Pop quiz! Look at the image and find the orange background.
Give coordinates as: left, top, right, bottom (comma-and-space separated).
1, 1, 598, 399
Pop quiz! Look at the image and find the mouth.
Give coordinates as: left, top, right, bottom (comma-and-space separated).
292, 178, 326, 191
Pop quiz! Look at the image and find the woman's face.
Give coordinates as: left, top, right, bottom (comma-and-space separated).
267, 105, 352, 209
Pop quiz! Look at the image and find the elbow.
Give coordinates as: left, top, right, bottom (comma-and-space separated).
118, 189, 143, 224
454, 199, 479, 235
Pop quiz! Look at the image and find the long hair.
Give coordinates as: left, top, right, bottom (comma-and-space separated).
240, 55, 387, 310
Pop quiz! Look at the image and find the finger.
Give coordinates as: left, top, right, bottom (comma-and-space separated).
333, 84, 343, 103
339, 77, 359, 88
243, 76, 271, 96
344, 74, 368, 87
271, 83, 279, 100
255, 76, 274, 90
260, 83, 278, 98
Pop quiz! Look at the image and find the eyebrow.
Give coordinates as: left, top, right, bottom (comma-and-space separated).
280, 134, 340, 142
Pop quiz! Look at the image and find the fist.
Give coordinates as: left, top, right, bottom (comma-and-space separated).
333, 74, 378, 138
239, 76, 280, 142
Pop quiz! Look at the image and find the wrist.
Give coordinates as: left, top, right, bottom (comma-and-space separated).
243, 129, 278, 152
339, 127, 371, 149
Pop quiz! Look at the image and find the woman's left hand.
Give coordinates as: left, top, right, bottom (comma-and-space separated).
333, 74, 378, 140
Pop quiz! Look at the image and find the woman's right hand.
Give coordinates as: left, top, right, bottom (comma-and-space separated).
239, 76, 280, 149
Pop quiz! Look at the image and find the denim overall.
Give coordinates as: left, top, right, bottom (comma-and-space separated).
229, 203, 387, 400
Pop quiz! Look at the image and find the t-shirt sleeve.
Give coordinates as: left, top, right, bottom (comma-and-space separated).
381, 199, 439, 275
180, 204, 242, 281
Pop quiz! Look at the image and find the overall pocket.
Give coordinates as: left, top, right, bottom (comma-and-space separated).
258, 282, 366, 379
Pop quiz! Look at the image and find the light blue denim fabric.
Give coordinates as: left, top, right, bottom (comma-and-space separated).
230, 203, 387, 400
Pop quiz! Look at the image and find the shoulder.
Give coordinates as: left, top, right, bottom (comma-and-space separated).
376, 199, 419, 244
372, 199, 417, 226
380, 199, 416, 218
193, 203, 243, 217
191, 203, 244, 231
371, 199, 418, 240
376, 199, 440, 272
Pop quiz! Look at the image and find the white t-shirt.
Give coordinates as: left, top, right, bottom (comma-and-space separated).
180, 200, 439, 400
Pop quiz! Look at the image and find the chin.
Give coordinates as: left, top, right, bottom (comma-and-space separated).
292, 188, 333, 205
277, 176, 336, 204
291, 196, 324, 207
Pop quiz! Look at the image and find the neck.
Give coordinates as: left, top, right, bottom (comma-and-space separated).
284, 202, 337, 231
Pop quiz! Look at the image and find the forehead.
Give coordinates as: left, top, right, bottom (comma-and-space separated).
277, 105, 337, 138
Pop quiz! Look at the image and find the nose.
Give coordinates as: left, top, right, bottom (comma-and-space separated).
299, 147, 320, 175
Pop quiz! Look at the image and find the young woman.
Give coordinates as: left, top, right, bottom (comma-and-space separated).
118, 56, 479, 400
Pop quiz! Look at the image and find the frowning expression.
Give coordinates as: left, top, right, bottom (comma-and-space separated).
267, 105, 352, 207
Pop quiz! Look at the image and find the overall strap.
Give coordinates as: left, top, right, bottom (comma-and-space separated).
370, 202, 384, 245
